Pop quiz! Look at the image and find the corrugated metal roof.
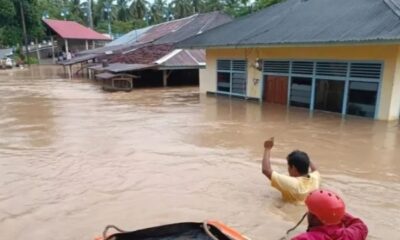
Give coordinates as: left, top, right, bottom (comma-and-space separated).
103, 63, 156, 73
106, 26, 152, 47
108, 44, 174, 64
43, 19, 110, 41
157, 49, 205, 67
178, 0, 400, 48
154, 12, 232, 44
59, 53, 99, 65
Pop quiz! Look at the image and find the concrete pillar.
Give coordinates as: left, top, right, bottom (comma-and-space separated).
35, 39, 41, 64
64, 39, 69, 55
68, 65, 72, 79
51, 35, 55, 63
85, 40, 89, 50
163, 70, 168, 87
384, 47, 400, 120
92, 40, 96, 49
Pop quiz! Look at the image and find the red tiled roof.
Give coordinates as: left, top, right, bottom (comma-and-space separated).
43, 19, 110, 41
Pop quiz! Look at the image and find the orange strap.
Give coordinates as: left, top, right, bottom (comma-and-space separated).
206, 220, 249, 240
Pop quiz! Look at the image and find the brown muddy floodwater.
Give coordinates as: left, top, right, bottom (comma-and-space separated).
0, 66, 399, 240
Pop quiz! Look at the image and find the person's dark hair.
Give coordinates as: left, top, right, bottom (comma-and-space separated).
287, 150, 310, 175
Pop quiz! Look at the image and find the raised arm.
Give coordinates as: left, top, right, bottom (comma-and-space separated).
262, 138, 274, 179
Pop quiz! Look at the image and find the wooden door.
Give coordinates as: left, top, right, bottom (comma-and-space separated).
264, 75, 288, 105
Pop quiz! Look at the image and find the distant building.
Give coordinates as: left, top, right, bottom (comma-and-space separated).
179, 0, 400, 120
43, 19, 111, 61
60, 12, 232, 89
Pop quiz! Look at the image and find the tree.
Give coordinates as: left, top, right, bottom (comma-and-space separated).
202, 0, 224, 12
253, 0, 284, 11
116, 0, 130, 21
0, 0, 44, 47
171, 0, 193, 19
192, 0, 202, 13
150, 0, 166, 24
130, 0, 148, 20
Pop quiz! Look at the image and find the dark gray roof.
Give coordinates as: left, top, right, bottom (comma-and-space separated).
178, 0, 400, 48
154, 12, 232, 45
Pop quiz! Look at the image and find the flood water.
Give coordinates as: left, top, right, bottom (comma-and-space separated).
0, 66, 399, 240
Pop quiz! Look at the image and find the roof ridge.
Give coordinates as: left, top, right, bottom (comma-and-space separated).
185, 49, 201, 64
197, 12, 218, 34
384, 0, 400, 19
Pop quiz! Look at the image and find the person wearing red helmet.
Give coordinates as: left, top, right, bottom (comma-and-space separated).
292, 189, 368, 240
262, 138, 320, 203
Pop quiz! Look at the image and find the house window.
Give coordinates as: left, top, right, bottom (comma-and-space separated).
347, 82, 379, 118
262, 60, 382, 118
290, 77, 312, 108
314, 79, 345, 113
217, 60, 247, 95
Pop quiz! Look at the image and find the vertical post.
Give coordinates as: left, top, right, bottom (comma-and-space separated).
163, 70, 168, 87
51, 35, 55, 63
19, 0, 30, 66
342, 62, 351, 116
68, 65, 72, 79
287, 61, 292, 107
85, 40, 89, 50
92, 40, 95, 49
108, 16, 112, 37
88, 0, 93, 29
310, 62, 317, 111
35, 38, 41, 64
64, 39, 69, 55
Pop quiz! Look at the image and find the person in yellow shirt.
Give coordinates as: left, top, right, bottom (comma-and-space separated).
261, 138, 320, 204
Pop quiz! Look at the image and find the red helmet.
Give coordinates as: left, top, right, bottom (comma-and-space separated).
305, 189, 345, 225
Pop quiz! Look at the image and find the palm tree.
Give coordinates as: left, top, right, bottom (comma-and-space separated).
192, 0, 202, 13
171, 0, 193, 19
116, 0, 130, 21
150, 0, 166, 24
130, 0, 149, 20
202, 0, 224, 12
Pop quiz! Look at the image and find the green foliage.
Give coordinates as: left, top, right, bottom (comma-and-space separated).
0, 27, 22, 47
130, 0, 149, 20
0, 0, 16, 24
171, 0, 193, 19
253, 0, 284, 11
0, 0, 44, 47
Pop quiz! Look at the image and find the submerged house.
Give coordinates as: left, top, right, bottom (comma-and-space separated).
63, 12, 232, 89
179, 0, 400, 120
43, 19, 111, 62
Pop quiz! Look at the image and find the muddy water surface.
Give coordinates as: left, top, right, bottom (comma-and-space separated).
0, 66, 399, 240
